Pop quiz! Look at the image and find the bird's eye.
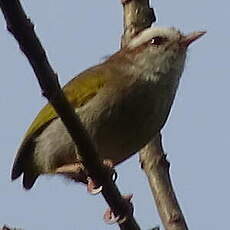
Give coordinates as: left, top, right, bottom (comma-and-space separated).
150, 36, 167, 46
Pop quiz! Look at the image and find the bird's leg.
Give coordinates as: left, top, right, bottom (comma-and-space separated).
55, 161, 88, 184
56, 160, 132, 223
103, 194, 134, 224
55, 162, 100, 193
55, 159, 117, 195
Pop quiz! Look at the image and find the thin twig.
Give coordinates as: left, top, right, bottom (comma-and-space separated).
0, 1, 140, 229
1, 225, 23, 230
121, 1, 189, 229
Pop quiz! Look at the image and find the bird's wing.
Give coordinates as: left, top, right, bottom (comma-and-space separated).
12, 65, 109, 180
25, 66, 107, 139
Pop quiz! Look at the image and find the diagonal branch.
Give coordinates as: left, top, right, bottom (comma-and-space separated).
121, 1, 188, 229
0, 1, 140, 229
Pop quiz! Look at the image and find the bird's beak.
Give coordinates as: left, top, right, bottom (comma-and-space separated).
180, 31, 206, 48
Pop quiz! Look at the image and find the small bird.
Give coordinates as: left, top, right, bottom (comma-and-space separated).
11, 27, 205, 190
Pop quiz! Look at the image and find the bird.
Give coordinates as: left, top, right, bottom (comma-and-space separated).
11, 26, 205, 190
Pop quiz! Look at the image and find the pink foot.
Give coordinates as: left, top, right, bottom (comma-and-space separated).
87, 159, 116, 195
121, 0, 132, 4
87, 177, 103, 195
103, 194, 134, 224
56, 159, 117, 195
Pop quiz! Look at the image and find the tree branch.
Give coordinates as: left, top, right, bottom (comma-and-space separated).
0, 0, 140, 229
139, 134, 188, 230
121, 0, 156, 47
121, 1, 188, 229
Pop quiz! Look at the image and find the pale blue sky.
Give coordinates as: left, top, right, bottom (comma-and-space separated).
0, 0, 229, 229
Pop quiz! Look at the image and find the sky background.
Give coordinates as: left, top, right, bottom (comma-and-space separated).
0, 0, 229, 229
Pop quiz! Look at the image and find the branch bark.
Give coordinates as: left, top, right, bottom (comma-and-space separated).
0, 1, 140, 229
121, 0, 156, 47
139, 134, 188, 230
121, 1, 188, 230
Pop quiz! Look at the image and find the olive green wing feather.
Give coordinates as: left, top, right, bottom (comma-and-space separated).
25, 67, 106, 138
11, 65, 108, 180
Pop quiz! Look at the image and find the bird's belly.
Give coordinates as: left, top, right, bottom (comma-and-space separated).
34, 110, 155, 172
90, 107, 161, 164
91, 113, 157, 164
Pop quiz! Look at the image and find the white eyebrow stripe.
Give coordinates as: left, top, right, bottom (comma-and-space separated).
127, 27, 179, 49
128, 28, 157, 49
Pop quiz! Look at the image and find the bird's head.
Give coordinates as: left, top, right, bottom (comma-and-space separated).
124, 27, 206, 75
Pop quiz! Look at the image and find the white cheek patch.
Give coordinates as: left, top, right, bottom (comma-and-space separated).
127, 27, 179, 49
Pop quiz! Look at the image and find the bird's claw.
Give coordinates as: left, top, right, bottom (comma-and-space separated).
87, 159, 116, 195
87, 177, 103, 195
55, 159, 117, 195
103, 194, 134, 224
112, 171, 118, 182
104, 211, 128, 225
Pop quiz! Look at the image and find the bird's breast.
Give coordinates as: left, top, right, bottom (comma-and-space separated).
80, 76, 178, 164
